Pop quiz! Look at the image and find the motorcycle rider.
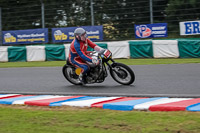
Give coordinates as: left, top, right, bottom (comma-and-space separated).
68, 27, 106, 84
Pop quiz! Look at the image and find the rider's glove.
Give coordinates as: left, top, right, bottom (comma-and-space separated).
92, 57, 99, 65
94, 45, 104, 53
99, 49, 106, 55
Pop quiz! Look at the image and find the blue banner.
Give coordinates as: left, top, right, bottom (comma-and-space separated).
135, 23, 167, 38
52, 25, 103, 43
3, 28, 48, 45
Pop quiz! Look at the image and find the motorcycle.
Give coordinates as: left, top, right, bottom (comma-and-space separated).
62, 50, 135, 85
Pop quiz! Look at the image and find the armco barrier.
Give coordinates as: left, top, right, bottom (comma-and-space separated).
152, 40, 179, 58
178, 40, 200, 58
129, 41, 153, 58
45, 45, 66, 61
1, 94, 200, 112
0, 46, 9, 62
8, 46, 27, 62
0, 39, 200, 62
107, 41, 130, 58
26, 46, 46, 61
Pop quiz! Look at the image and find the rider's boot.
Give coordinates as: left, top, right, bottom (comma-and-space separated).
79, 73, 87, 85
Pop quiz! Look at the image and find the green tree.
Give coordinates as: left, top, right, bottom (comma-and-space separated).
1, 0, 41, 30
94, 0, 150, 40
44, 0, 91, 28
0, 0, 92, 30
165, 0, 200, 36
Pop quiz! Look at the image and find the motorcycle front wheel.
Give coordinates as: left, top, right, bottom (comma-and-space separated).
110, 63, 135, 85
62, 65, 82, 85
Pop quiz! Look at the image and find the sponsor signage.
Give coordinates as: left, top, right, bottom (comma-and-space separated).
52, 25, 103, 43
3, 28, 48, 45
180, 21, 200, 35
135, 23, 167, 38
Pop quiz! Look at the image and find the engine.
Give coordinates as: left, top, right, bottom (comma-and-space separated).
86, 63, 107, 84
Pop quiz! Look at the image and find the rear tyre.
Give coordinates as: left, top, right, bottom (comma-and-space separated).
110, 63, 135, 85
62, 65, 82, 85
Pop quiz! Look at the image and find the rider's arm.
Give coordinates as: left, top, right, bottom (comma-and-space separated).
87, 39, 105, 52
87, 39, 97, 49
74, 40, 93, 62
85, 51, 92, 54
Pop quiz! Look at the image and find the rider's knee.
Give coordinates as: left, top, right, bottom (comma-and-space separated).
82, 65, 90, 74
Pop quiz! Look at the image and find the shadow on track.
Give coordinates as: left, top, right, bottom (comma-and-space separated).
64, 84, 135, 90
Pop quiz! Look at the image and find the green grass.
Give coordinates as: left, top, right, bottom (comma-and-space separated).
0, 105, 199, 133
0, 61, 66, 68
114, 58, 200, 65
0, 58, 200, 133
0, 58, 200, 68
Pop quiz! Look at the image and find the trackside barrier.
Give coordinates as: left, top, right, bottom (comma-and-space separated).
149, 98, 200, 111
26, 46, 46, 61
0, 46, 10, 62
186, 103, 200, 112
0, 95, 33, 104
54, 97, 119, 107
129, 40, 153, 58
0, 94, 200, 111
178, 40, 200, 58
152, 40, 179, 58
25, 95, 83, 106
0, 39, 200, 62
103, 97, 166, 111
45, 45, 66, 61
107, 41, 130, 58
0, 94, 22, 99
133, 98, 191, 110
91, 97, 143, 108
8, 46, 27, 62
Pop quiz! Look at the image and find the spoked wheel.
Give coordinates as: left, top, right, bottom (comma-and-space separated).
110, 63, 135, 85
62, 65, 81, 85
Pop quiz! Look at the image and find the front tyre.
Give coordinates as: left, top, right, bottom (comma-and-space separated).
62, 65, 81, 85
110, 63, 135, 85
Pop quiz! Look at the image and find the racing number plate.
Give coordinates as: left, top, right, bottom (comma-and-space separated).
104, 50, 112, 59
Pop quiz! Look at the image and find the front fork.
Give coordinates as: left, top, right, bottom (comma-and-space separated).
105, 58, 117, 71
106, 59, 125, 78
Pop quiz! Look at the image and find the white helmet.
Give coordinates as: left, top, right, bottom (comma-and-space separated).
74, 28, 87, 41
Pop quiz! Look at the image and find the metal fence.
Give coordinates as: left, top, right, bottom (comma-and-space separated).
0, 0, 200, 45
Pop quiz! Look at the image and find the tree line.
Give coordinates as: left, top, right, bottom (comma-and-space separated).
0, 0, 199, 40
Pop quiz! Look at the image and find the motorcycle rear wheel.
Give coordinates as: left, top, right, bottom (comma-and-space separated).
62, 65, 82, 85
110, 63, 135, 85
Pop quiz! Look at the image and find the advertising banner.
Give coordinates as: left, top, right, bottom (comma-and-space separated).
52, 25, 103, 43
135, 23, 167, 38
180, 21, 200, 35
3, 28, 48, 45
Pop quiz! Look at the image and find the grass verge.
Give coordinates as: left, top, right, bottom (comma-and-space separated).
0, 59, 200, 133
0, 105, 200, 133
0, 58, 200, 68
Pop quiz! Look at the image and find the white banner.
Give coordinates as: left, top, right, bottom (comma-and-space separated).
152, 40, 179, 58
107, 41, 130, 59
180, 20, 200, 35
64, 44, 71, 59
0, 46, 9, 62
26, 46, 46, 61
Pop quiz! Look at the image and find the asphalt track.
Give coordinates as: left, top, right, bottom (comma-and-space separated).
0, 64, 200, 97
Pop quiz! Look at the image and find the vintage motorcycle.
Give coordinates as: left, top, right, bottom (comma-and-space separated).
62, 50, 135, 85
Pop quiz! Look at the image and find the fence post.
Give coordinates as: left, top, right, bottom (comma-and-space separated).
0, 7, 2, 46
90, 0, 94, 26
40, 0, 45, 28
150, 0, 153, 24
